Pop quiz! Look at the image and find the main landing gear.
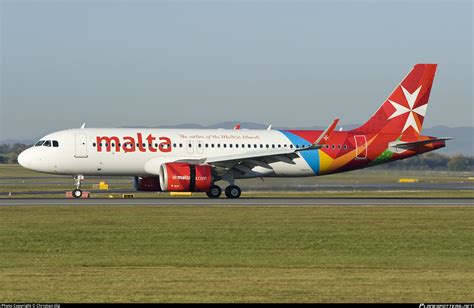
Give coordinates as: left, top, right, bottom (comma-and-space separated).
72, 175, 84, 198
206, 185, 222, 198
225, 185, 241, 199
206, 184, 241, 199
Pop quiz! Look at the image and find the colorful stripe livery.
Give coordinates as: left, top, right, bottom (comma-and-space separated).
279, 64, 444, 176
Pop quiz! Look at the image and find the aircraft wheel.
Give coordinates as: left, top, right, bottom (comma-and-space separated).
225, 185, 241, 199
206, 185, 222, 198
72, 189, 83, 198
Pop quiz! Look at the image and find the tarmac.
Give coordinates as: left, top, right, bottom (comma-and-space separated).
0, 198, 472, 207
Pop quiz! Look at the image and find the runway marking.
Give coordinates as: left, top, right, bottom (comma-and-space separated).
0, 199, 472, 207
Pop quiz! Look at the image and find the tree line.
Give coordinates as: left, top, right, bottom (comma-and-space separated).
0, 143, 472, 171
0, 143, 29, 164
372, 152, 473, 172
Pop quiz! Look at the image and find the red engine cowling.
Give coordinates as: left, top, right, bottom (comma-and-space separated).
134, 176, 162, 191
159, 163, 213, 192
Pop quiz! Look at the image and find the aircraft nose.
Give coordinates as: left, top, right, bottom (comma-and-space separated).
17, 148, 32, 168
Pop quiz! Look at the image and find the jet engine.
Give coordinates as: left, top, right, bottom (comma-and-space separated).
134, 176, 162, 191
159, 162, 213, 192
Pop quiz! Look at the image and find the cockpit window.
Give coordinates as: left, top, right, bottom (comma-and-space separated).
35, 141, 45, 146
43, 140, 51, 147
52, 140, 59, 147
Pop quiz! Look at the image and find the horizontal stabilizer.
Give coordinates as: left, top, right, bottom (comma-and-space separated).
390, 138, 452, 150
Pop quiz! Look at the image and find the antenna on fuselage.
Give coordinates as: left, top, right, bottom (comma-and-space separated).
267, 124, 272, 130
80, 123, 86, 129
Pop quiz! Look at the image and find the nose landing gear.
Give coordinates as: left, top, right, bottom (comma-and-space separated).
72, 175, 84, 198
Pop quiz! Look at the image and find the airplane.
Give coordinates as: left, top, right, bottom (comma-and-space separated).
18, 64, 450, 199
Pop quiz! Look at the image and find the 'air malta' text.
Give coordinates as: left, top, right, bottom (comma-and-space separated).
96, 133, 172, 153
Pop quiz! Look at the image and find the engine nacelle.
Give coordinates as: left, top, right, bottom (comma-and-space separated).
159, 163, 213, 192
134, 176, 162, 191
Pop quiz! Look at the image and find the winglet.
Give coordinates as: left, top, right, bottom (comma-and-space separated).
304, 118, 339, 150
233, 123, 241, 130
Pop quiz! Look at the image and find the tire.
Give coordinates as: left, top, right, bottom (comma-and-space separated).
206, 185, 222, 198
72, 189, 83, 198
225, 185, 241, 199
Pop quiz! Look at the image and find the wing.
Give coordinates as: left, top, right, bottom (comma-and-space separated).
176, 119, 339, 175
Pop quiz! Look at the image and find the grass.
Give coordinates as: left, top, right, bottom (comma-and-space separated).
0, 205, 473, 302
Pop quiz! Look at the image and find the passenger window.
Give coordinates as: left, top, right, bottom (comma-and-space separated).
43, 140, 51, 147
93, 142, 96, 147
53, 141, 59, 147
343, 145, 347, 149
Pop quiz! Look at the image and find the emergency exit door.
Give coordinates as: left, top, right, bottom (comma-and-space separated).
354, 135, 367, 159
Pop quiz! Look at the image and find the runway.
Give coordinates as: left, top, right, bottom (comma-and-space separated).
1, 182, 472, 192
0, 198, 472, 206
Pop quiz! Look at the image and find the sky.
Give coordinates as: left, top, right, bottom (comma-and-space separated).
1, 0, 472, 140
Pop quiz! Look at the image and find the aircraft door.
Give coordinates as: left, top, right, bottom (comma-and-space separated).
74, 133, 88, 158
354, 135, 367, 159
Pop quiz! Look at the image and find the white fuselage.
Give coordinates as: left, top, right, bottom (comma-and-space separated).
18, 128, 319, 178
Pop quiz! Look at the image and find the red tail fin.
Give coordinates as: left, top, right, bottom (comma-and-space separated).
353, 64, 437, 137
